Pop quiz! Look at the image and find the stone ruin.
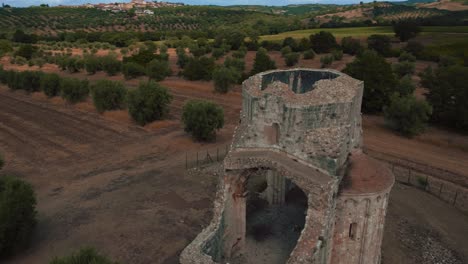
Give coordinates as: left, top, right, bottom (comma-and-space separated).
180, 69, 395, 264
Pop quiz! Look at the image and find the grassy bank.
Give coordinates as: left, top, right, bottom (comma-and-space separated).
259, 26, 468, 41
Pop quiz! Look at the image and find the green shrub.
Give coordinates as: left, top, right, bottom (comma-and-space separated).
393, 20, 421, 42
280, 46, 292, 57
232, 47, 247, 59
65, 57, 84, 73
384, 94, 432, 137
404, 41, 424, 58
101, 55, 122, 76
91, 80, 127, 113
421, 65, 468, 131
0, 67, 5, 85
395, 75, 416, 97
367, 34, 392, 57
122, 62, 145, 80
12, 71, 43, 92
123, 49, 157, 66
393, 61, 415, 78
84, 56, 101, 75
320, 55, 334, 68
224, 56, 245, 74
298, 37, 311, 52
310, 31, 337, 53
251, 48, 276, 75
60, 77, 89, 103
127, 81, 172, 126
282, 37, 299, 52
0, 39, 13, 56
6, 70, 20, 90
438, 55, 458, 67
341, 37, 362, 55
211, 48, 225, 59
41, 73, 61, 97
416, 176, 428, 189
303, 49, 315, 60
183, 56, 215, 81
12, 56, 27, 66
49, 247, 118, 264
176, 47, 189, 69
284, 52, 300, 66
213, 66, 240, 93
343, 50, 397, 113
146, 59, 171, 81
0, 175, 37, 258
30, 58, 46, 68
331, 49, 343, 60
15, 44, 36, 60
398, 51, 416, 62
182, 100, 224, 141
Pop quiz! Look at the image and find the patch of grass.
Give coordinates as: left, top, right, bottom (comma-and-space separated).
260, 27, 394, 41
417, 176, 429, 189
423, 38, 468, 63
260, 26, 468, 41
421, 26, 468, 33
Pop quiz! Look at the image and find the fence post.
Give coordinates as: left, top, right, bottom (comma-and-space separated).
217, 148, 219, 162
425, 175, 429, 191
185, 152, 188, 169
196, 152, 199, 167
439, 183, 443, 197
407, 168, 411, 184
225, 145, 228, 156
453, 191, 458, 206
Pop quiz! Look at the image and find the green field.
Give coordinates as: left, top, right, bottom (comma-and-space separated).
259, 26, 468, 41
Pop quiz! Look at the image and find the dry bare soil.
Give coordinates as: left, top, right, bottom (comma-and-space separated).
1, 47, 468, 263
1, 83, 468, 264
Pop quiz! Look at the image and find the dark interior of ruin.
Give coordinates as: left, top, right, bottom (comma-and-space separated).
260, 70, 339, 94
231, 169, 308, 264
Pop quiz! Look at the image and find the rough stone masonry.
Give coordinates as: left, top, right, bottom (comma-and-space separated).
180, 68, 395, 264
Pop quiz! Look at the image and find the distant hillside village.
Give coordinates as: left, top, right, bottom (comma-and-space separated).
61, 0, 184, 14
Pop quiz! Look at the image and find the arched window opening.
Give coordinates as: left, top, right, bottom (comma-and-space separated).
349, 223, 357, 240
264, 123, 280, 145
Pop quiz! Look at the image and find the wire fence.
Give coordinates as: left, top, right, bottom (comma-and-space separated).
368, 151, 468, 214
185, 145, 230, 169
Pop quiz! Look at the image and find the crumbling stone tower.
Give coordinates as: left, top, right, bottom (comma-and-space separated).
181, 69, 394, 264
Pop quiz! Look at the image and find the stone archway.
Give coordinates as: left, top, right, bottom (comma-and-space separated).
222, 149, 338, 263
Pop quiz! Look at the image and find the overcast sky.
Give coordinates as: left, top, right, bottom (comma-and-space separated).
3, 0, 400, 7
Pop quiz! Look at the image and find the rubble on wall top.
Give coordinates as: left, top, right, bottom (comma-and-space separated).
244, 69, 362, 106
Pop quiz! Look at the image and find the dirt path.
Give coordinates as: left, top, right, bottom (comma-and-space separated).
382, 183, 468, 264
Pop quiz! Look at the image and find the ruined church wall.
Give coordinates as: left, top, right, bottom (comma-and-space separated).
235, 81, 363, 176
330, 191, 391, 264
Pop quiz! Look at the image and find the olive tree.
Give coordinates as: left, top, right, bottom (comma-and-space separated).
0, 176, 37, 258
127, 81, 172, 126
182, 100, 224, 141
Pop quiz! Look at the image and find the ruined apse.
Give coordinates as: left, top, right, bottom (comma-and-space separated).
180, 69, 395, 264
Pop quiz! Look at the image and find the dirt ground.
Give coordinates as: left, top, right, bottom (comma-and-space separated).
382, 183, 468, 264
1, 89, 467, 264
419, 0, 468, 11
1, 80, 468, 264
1, 48, 468, 263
